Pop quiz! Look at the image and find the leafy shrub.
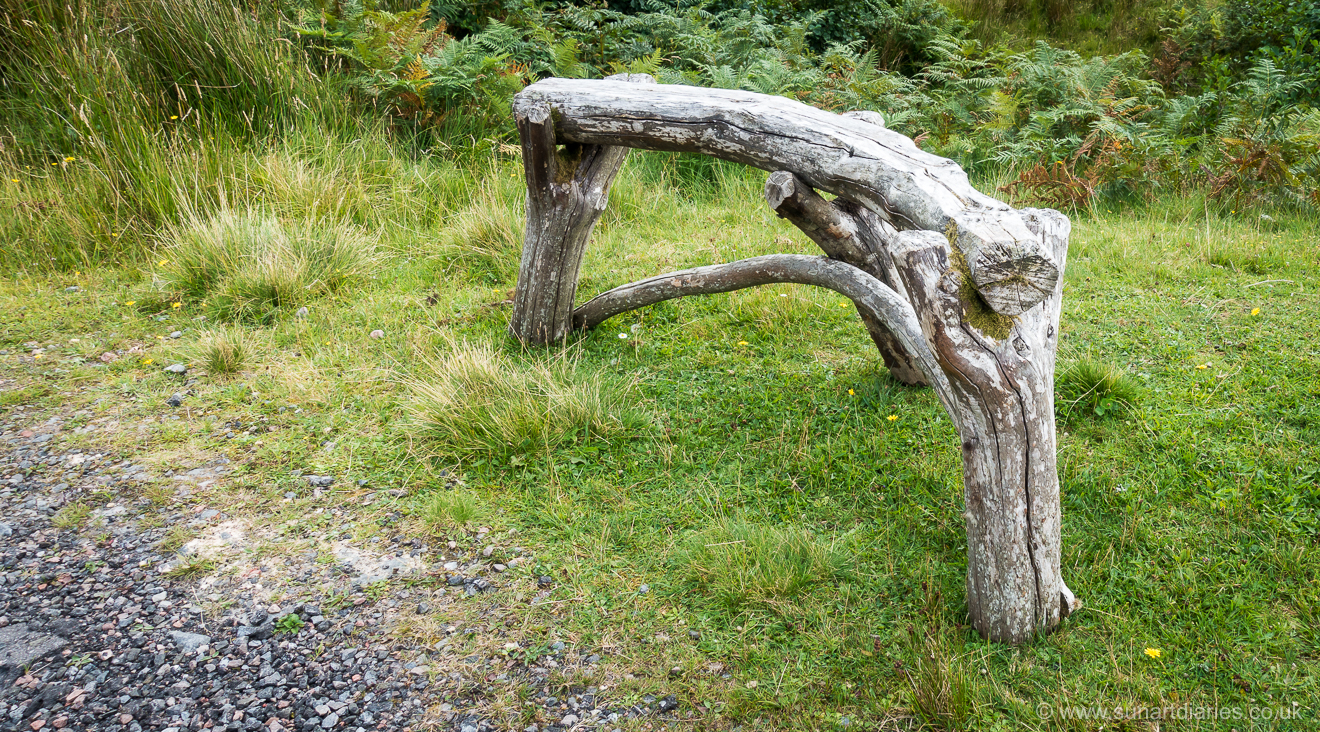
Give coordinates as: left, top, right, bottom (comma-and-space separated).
406, 342, 651, 462
676, 517, 854, 616
153, 210, 377, 322
1170, 0, 1320, 103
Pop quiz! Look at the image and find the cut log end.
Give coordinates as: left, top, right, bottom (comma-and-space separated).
948, 210, 1062, 317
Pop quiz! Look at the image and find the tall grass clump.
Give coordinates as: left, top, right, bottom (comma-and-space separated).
418, 491, 484, 533
406, 343, 650, 462
440, 173, 525, 284
0, 0, 345, 267
1055, 357, 1139, 421
903, 620, 984, 730
151, 209, 377, 322
677, 517, 854, 616
190, 327, 254, 376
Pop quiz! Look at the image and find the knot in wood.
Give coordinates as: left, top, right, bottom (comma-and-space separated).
940, 271, 962, 296
1013, 336, 1029, 355
824, 224, 852, 239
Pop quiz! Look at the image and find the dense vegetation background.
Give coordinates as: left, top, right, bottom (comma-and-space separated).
0, 0, 1317, 269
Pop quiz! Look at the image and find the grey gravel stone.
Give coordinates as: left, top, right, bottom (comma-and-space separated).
165, 362, 188, 374
170, 630, 211, 653
0, 623, 69, 684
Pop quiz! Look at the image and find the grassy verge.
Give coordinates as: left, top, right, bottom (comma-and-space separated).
1, 143, 1318, 730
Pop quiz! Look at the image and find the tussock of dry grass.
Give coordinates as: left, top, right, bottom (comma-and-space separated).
190, 326, 253, 375
405, 342, 651, 462
150, 209, 377, 322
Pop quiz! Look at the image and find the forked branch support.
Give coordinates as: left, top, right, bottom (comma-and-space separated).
572, 253, 945, 398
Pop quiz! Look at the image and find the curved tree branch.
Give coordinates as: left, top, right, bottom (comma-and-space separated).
572, 254, 955, 417
764, 170, 928, 386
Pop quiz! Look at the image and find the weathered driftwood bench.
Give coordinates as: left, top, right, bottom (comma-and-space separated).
506, 74, 1079, 644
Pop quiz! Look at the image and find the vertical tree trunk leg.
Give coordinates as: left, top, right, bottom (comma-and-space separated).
891, 211, 1073, 642
508, 103, 629, 344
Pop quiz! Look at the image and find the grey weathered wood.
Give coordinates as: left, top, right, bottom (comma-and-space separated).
764, 171, 928, 386
507, 76, 652, 344
507, 78, 1079, 644
889, 209, 1078, 643
513, 78, 1059, 316
573, 254, 949, 409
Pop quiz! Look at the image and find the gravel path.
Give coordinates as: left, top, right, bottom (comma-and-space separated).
0, 411, 683, 732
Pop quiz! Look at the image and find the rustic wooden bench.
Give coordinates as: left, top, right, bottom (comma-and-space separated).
507, 74, 1079, 644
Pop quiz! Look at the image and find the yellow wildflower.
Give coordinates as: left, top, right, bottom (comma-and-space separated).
9, 179, 16, 183
125, 300, 135, 306
171, 301, 181, 308
159, 259, 169, 266
64, 156, 74, 162
848, 389, 855, 395
142, 359, 153, 365
1251, 308, 1260, 316
839, 302, 849, 308
1144, 648, 1161, 659
170, 115, 179, 120
737, 340, 749, 346
887, 415, 897, 421
1196, 363, 1209, 370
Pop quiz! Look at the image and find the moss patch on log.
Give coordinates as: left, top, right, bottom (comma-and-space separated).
945, 225, 1015, 341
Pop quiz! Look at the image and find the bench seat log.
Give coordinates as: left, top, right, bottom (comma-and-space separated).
513, 77, 1059, 318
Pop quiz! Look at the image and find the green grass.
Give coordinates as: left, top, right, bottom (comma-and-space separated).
1056, 356, 1141, 421
1, 132, 1318, 730
405, 341, 652, 463
146, 209, 379, 322
51, 501, 91, 530
949, 0, 1177, 57
190, 326, 254, 375
677, 517, 855, 616
418, 490, 484, 533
